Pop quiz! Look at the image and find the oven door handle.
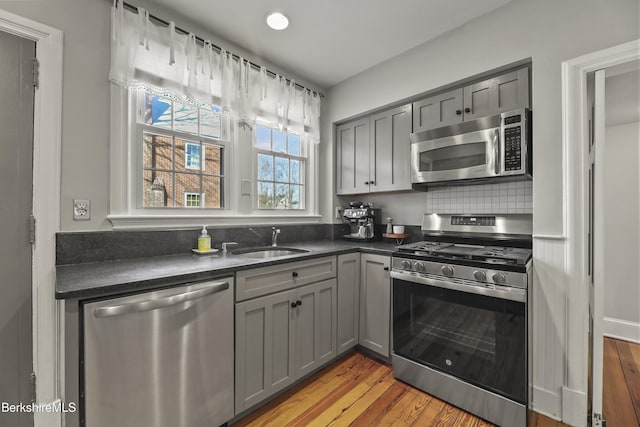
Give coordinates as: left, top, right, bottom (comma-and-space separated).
390, 271, 526, 303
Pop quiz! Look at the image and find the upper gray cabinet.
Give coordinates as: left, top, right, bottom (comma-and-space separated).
336, 104, 412, 195
413, 67, 530, 132
412, 88, 463, 130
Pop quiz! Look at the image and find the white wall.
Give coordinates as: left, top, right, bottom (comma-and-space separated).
603, 121, 640, 342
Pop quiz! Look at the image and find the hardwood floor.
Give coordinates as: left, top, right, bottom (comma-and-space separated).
233, 351, 565, 427
603, 337, 640, 427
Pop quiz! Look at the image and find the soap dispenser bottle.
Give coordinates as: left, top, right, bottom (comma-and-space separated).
198, 226, 211, 252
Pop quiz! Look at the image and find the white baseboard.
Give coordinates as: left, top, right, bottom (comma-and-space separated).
531, 386, 562, 421
562, 386, 587, 427
603, 317, 640, 344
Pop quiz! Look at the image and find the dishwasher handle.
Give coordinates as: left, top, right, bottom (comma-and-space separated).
93, 281, 229, 318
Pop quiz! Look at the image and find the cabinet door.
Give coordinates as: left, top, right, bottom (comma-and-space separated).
412, 88, 463, 132
336, 118, 370, 195
463, 67, 530, 120
235, 289, 296, 413
370, 104, 412, 192
337, 253, 360, 354
295, 279, 337, 378
359, 254, 391, 357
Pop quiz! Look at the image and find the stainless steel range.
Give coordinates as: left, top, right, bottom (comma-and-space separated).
391, 213, 532, 427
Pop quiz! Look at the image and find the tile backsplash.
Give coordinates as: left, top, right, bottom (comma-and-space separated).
424, 180, 532, 214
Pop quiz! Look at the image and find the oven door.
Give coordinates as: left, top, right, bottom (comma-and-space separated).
410, 126, 500, 184
392, 274, 527, 403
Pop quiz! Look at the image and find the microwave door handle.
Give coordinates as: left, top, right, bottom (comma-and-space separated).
494, 128, 500, 175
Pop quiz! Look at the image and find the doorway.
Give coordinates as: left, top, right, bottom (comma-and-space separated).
562, 39, 640, 427
599, 60, 640, 427
0, 29, 36, 427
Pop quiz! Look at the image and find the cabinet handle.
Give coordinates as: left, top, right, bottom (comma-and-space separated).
292, 271, 299, 278
383, 267, 389, 271
465, 107, 471, 113
369, 180, 375, 185
364, 181, 369, 185
291, 301, 297, 308
456, 109, 462, 115
296, 300, 302, 307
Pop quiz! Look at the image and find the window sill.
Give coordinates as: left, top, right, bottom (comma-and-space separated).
108, 213, 323, 230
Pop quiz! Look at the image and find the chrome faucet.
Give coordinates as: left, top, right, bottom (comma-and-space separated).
221, 242, 238, 253
271, 227, 280, 247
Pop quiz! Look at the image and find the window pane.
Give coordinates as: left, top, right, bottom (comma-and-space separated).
203, 176, 223, 208
174, 173, 202, 207
143, 170, 174, 207
144, 93, 172, 129
258, 181, 274, 208
275, 183, 289, 208
290, 185, 301, 209
256, 125, 271, 150
200, 108, 221, 139
272, 130, 286, 153
143, 133, 173, 171
203, 143, 223, 175
288, 134, 301, 156
290, 160, 300, 184
174, 101, 198, 134
275, 157, 289, 183
184, 192, 202, 208
175, 139, 201, 172
258, 154, 274, 181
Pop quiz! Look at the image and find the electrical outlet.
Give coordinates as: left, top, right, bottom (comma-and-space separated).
73, 199, 91, 220
335, 206, 343, 219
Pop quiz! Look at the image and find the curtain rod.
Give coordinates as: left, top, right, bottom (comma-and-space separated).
120, 2, 324, 98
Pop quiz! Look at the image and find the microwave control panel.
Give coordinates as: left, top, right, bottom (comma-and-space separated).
501, 109, 528, 175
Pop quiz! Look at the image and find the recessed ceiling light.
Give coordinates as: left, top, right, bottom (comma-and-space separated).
266, 12, 289, 30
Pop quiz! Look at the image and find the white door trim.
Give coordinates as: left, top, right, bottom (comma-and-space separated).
0, 8, 63, 427
561, 39, 640, 427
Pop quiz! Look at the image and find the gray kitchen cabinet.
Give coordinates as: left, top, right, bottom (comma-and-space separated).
336, 118, 370, 195
463, 67, 529, 121
336, 104, 412, 195
369, 104, 412, 192
235, 273, 337, 414
337, 253, 360, 355
412, 88, 463, 132
359, 253, 391, 358
235, 288, 296, 413
413, 67, 530, 132
294, 279, 337, 378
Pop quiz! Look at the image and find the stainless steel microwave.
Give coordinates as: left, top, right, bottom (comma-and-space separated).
410, 108, 531, 186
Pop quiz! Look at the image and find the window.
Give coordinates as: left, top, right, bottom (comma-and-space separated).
138, 89, 226, 209
255, 125, 305, 209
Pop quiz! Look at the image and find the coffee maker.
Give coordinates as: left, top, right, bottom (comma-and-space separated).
342, 202, 381, 240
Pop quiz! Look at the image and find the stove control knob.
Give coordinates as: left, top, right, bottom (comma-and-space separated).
441, 265, 454, 277
492, 272, 507, 284
401, 260, 412, 270
415, 262, 426, 273
473, 270, 487, 282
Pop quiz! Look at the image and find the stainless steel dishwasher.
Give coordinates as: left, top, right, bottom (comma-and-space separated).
83, 278, 234, 427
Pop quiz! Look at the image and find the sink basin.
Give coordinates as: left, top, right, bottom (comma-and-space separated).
233, 247, 309, 258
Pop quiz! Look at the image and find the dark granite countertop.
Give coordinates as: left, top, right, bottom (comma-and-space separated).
56, 240, 397, 300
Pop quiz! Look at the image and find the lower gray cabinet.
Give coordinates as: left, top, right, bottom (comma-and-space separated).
359, 253, 391, 357
337, 253, 360, 355
235, 278, 337, 414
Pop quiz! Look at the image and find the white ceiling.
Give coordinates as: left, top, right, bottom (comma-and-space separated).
144, 0, 512, 89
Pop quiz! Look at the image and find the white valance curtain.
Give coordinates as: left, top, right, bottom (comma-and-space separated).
109, 0, 321, 141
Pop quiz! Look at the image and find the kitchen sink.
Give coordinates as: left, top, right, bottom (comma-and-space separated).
233, 247, 309, 258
